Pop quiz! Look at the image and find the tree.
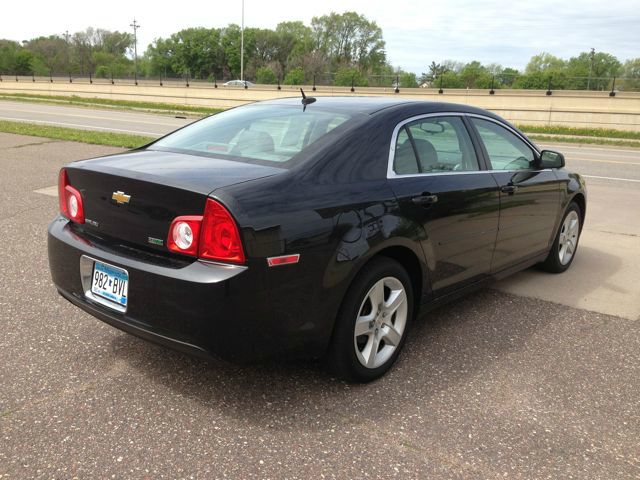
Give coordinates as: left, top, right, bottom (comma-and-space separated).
14, 49, 34, 75
566, 51, 621, 90
311, 12, 386, 72
397, 71, 417, 88
275, 21, 314, 66
459, 61, 492, 88
621, 58, 640, 90
283, 67, 305, 85
513, 71, 552, 90
145, 37, 177, 77
147, 28, 224, 79
72, 29, 96, 75
255, 66, 277, 84
438, 71, 464, 88
419, 61, 443, 85
334, 66, 368, 87
525, 52, 565, 74
24, 36, 67, 74
0, 40, 21, 74
500, 67, 519, 87
220, 24, 250, 78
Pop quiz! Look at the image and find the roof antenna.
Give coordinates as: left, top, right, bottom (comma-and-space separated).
300, 88, 316, 112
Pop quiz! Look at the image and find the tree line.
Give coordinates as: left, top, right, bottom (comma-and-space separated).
1, 12, 639, 90
0, 28, 134, 78
423, 53, 640, 91
145, 12, 390, 86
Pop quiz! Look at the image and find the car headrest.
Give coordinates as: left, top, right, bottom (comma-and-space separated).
232, 130, 275, 155
394, 140, 418, 175
413, 139, 438, 169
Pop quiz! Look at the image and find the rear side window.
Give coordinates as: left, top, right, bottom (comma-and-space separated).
392, 116, 480, 175
152, 105, 351, 165
471, 118, 535, 170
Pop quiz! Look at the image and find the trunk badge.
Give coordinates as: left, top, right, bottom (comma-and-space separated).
148, 237, 164, 246
112, 191, 131, 205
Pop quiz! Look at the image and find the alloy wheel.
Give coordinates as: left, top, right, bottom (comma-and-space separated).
353, 276, 408, 369
558, 210, 580, 265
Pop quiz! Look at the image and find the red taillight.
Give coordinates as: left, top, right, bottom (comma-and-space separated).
58, 168, 85, 224
199, 199, 245, 263
166, 199, 245, 264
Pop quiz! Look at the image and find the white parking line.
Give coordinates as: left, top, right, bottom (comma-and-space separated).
583, 175, 640, 183
33, 185, 58, 197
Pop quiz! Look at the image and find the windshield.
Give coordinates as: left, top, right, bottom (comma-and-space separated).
151, 105, 352, 166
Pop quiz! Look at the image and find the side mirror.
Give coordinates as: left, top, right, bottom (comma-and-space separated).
539, 150, 565, 169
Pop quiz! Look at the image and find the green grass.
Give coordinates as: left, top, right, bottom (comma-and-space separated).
0, 92, 221, 116
529, 134, 640, 148
518, 124, 640, 140
0, 120, 154, 148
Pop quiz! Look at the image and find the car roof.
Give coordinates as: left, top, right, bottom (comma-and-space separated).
255, 96, 503, 119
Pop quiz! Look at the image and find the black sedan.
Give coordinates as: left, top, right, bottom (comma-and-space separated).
48, 96, 586, 381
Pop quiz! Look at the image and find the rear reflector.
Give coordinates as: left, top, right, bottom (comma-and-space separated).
267, 254, 300, 267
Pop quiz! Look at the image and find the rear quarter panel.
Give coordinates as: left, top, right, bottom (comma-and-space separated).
215, 119, 430, 356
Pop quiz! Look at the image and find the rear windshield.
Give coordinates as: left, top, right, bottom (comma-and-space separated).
151, 105, 352, 165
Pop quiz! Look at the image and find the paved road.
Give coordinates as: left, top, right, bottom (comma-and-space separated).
1, 121, 639, 476
0, 100, 189, 136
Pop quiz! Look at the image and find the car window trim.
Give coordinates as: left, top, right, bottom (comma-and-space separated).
387, 112, 542, 179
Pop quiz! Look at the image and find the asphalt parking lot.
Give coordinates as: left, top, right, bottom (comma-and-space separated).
1, 132, 639, 479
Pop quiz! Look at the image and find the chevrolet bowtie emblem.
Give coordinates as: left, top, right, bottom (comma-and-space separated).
112, 191, 131, 205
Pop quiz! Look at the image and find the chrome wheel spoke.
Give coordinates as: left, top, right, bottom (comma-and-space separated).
369, 281, 385, 311
569, 218, 579, 236
354, 315, 374, 336
381, 325, 402, 346
384, 288, 406, 317
363, 335, 380, 368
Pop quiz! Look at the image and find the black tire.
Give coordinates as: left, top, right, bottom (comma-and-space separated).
327, 257, 414, 382
540, 201, 582, 273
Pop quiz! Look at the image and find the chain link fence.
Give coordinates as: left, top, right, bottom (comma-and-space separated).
1, 70, 639, 94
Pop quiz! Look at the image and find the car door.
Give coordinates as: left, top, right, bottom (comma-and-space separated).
468, 116, 561, 272
388, 114, 500, 297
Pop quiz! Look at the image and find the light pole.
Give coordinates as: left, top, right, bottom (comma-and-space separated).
240, 0, 244, 83
130, 19, 140, 85
587, 47, 595, 90
63, 30, 70, 80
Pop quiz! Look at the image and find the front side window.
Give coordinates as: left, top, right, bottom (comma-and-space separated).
152, 105, 352, 166
471, 118, 535, 171
393, 116, 480, 175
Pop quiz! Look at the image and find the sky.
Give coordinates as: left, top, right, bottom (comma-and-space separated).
1, 0, 639, 73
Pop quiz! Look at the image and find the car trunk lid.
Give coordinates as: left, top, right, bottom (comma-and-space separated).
65, 150, 283, 252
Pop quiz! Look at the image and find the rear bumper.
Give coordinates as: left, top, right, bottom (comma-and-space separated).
48, 216, 320, 362
56, 287, 213, 359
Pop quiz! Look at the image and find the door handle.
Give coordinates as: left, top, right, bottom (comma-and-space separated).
501, 185, 518, 194
411, 194, 439, 206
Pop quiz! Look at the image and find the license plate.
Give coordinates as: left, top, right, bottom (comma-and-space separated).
90, 261, 129, 308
